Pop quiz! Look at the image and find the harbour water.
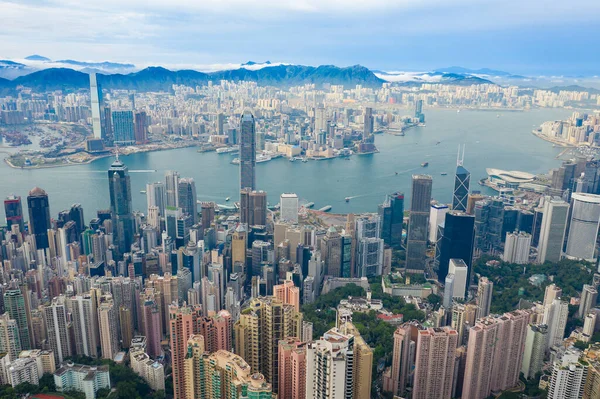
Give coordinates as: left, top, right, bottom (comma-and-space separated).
0, 108, 574, 220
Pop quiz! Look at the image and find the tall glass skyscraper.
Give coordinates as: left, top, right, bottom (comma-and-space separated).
178, 178, 198, 224
27, 187, 51, 250
437, 211, 475, 287
4, 289, 31, 350
89, 73, 103, 140
4, 194, 24, 232
240, 110, 256, 191
378, 192, 404, 249
108, 156, 134, 256
452, 146, 470, 212
406, 175, 432, 273
112, 110, 135, 145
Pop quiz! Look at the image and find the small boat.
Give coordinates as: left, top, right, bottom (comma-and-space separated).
305, 202, 315, 208
225, 197, 230, 202
457, 109, 461, 113
140, 190, 147, 194
395, 172, 398, 175
436, 141, 441, 145
421, 162, 429, 167
289, 157, 296, 162
441, 172, 447, 176
345, 197, 351, 202
231, 158, 240, 165
497, 114, 500, 118
302, 158, 308, 163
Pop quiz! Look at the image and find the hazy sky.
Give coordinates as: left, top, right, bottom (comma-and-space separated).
1, 0, 598, 75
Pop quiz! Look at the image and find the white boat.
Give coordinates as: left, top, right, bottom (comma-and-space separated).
231, 158, 240, 165
140, 190, 146, 194
256, 154, 272, 163
225, 197, 230, 201
302, 158, 308, 163
289, 157, 296, 162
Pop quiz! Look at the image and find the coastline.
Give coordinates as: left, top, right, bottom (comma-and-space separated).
3, 142, 202, 170
530, 129, 575, 148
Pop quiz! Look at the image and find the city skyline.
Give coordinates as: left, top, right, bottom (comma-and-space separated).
1, 0, 600, 75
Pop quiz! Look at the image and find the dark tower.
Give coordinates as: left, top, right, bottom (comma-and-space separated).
108, 154, 134, 256
452, 145, 470, 212
437, 211, 475, 289
27, 187, 51, 249
240, 110, 256, 192
4, 195, 24, 232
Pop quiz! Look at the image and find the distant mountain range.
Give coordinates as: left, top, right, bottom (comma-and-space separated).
0, 64, 389, 94
434, 66, 525, 78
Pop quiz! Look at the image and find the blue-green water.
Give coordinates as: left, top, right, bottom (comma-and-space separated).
0, 108, 573, 220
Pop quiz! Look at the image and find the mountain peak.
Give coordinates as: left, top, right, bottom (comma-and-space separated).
25, 55, 51, 62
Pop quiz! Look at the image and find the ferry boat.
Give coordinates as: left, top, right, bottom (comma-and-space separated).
305, 202, 315, 208
441, 172, 448, 176
225, 197, 230, 202
345, 197, 351, 202
256, 154, 272, 163
421, 162, 429, 167
140, 190, 147, 194
319, 205, 332, 212
231, 158, 240, 165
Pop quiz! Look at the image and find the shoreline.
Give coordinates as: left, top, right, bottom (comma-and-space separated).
3, 142, 203, 170
530, 129, 577, 148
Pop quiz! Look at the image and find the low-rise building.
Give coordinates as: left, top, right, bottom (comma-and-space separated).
7, 357, 39, 387
130, 349, 165, 391
54, 362, 111, 399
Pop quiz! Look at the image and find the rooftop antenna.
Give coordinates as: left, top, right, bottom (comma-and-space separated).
115, 145, 120, 162
457, 144, 465, 167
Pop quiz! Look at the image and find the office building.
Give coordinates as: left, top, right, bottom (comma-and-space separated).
363, 107, 373, 137
234, 296, 303, 394
354, 215, 384, 277
476, 277, 493, 319
378, 192, 404, 248
437, 211, 475, 286
412, 327, 458, 399
43, 295, 72, 364
4, 195, 24, 232
453, 146, 470, 212
280, 193, 299, 223
134, 111, 148, 143
278, 338, 306, 399
54, 363, 111, 399
406, 175, 432, 273
429, 203, 448, 243
503, 231, 532, 264
240, 110, 256, 191
4, 289, 31, 350
177, 178, 198, 223
565, 193, 600, 261
521, 324, 548, 379
447, 259, 468, 300
547, 349, 587, 399
165, 171, 180, 209
108, 156, 134, 256
112, 110, 135, 145
27, 187, 51, 250
89, 73, 103, 140
537, 197, 569, 263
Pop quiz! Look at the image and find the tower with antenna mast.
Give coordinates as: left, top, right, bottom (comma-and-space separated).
452, 144, 470, 212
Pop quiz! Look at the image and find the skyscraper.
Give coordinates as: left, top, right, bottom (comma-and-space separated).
543, 298, 569, 348
578, 284, 598, 319
278, 338, 306, 399
548, 349, 587, 399
169, 304, 202, 399
390, 324, 414, 397
112, 110, 135, 145
108, 156, 134, 256
4, 289, 31, 350
565, 193, 600, 261
429, 203, 449, 243
437, 210, 475, 287
165, 171, 180, 209
476, 277, 493, 319
69, 294, 99, 358
521, 324, 548, 380
4, 195, 24, 232
240, 189, 267, 226
537, 197, 569, 263
452, 145, 470, 212
234, 296, 303, 394
89, 73, 103, 140
280, 193, 299, 223
27, 187, 51, 250
0, 313, 21, 361
43, 295, 72, 364
98, 299, 119, 360
240, 110, 256, 191
305, 328, 355, 399
378, 192, 404, 248
503, 231, 532, 264
406, 175, 432, 273
134, 111, 148, 143
363, 107, 373, 137
412, 327, 458, 399
177, 178, 198, 224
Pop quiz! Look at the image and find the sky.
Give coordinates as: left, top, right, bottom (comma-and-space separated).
1, 0, 599, 75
